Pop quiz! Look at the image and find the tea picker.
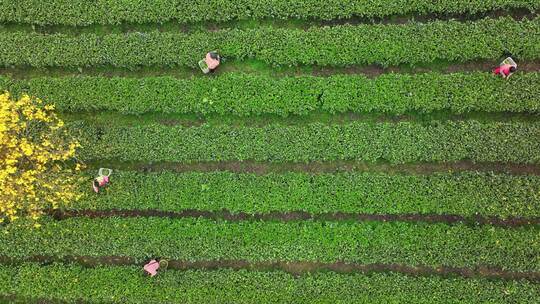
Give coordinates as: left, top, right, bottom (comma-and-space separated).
493, 57, 517, 80
198, 51, 221, 74
143, 259, 168, 277
92, 168, 112, 193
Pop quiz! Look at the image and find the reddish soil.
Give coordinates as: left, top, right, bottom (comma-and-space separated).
85, 160, 540, 176
50, 209, 540, 228
445, 61, 540, 74
311, 65, 387, 78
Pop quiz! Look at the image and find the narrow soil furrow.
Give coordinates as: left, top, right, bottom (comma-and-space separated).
49, 209, 540, 228
1, 255, 539, 282
81, 160, 540, 176
1, 60, 539, 79
0, 9, 534, 35
61, 111, 540, 129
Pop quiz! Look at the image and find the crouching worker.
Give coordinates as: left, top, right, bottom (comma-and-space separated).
198, 51, 221, 74
144, 259, 168, 277
493, 57, 517, 80
92, 168, 112, 193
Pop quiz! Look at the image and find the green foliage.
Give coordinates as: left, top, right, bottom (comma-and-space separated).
1, 217, 539, 271
2, 72, 539, 115
1, 264, 539, 303
0, 0, 538, 25
1, 1, 539, 302
73, 120, 540, 164
0, 17, 538, 67
76, 171, 540, 218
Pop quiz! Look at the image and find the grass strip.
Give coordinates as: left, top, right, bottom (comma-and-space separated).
1, 264, 539, 303
72, 120, 540, 164
0, 0, 538, 25
1, 217, 539, 271
0, 17, 538, 67
74, 171, 540, 218
2, 72, 540, 115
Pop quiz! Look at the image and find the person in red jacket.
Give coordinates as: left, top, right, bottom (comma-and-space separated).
493, 63, 516, 79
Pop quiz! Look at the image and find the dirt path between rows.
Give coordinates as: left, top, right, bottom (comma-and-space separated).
1, 255, 538, 282
5, 8, 535, 35
318, 8, 536, 27
50, 209, 540, 228
1, 60, 539, 79
83, 160, 540, 176
310, 61, 540, 78
63, 110, 539, 129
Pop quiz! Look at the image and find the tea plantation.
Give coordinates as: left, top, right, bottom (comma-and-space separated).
0, 0, 539, 303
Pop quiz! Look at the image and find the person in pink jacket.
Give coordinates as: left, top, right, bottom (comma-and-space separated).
205, 51, 221, 73
493, 57, 517, 80
92, 168, 112, 193
493, 64, 516, 79
143, 260, 160, 277
92, 175, 109, 193
144, 259, 168, 277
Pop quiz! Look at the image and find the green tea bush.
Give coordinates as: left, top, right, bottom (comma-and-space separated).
73, 120, 540, 164
75, 171, 540, 218
0, 0, 537, 25
0, 17, 537, 67
2, 72, 539, 115
1, 217, 538, 271
1, 264, 538, 303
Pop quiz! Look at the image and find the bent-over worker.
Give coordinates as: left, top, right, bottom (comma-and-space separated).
493, 57, 517, 80
143, 259, 160, 277
205, 51, 221, 72
92, 168, 112, 193
493, 64, 516, 79
92, 175, 109, 193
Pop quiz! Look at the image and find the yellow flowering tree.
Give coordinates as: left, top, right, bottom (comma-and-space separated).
0, 93, 82, 226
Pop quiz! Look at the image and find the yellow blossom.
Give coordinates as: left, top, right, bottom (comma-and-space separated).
0, 93, 83, 225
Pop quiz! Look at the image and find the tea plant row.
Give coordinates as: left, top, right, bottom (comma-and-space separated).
1, 217, 538, 271
1, 264, 538, 303
77, 171, 540, 218
0, 17, 538, 67
73, 120, 540, 164
0, 0, 538, 25
3, 72, 539, 115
